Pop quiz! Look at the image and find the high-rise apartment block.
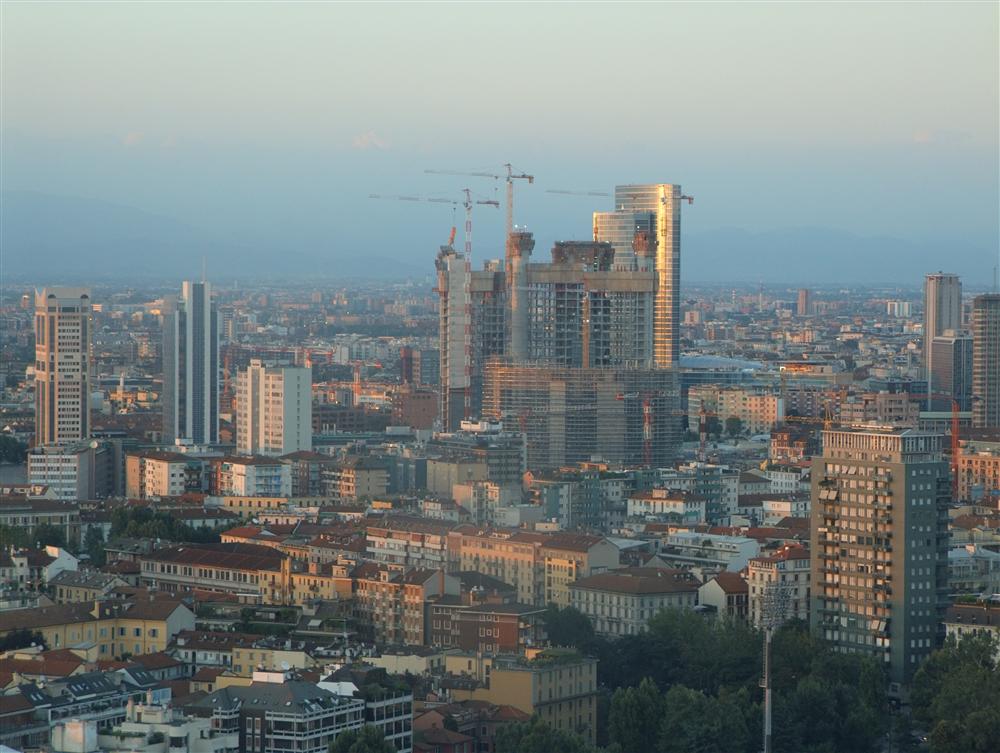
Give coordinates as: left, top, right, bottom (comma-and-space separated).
811, 427, 949, 686
923, 273, 962, 381
34, 287, 91, 446
236, 359, 312, 456
162, 281, 219, 445
972, 294, 1000, 428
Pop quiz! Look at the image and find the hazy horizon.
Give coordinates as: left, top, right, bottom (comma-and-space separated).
2, 2, 998, 284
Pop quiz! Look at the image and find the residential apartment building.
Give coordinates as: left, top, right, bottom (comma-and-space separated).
49, 570, 127, 604
236, 360, 312, 456
747, 544, 811, 628
352, 565, 460, 645
34, 287, 92, 446
126, 451, 204, 499
140, 542, 289, 604
27, 442, 114, 500
655, 531, 760, 576
810, 427, 950, 686
626, 490, 707, 524
570, 567, 700, 637
322, 455, 389, 501
214, 457, 292, 497
955, 439, 1000, 501
366, 515, 453, 569
185, 673, 366, 753
0, 597, 194, 658
697, 571, 749, 621
446, 528, 619, 607
452, 650, 598, 745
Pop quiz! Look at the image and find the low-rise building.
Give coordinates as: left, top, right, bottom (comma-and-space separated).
747, 545, 811, 628
943, 602, 1000, 655
140, 543, 289, 604
126, 451, 205, 499
0, 597, 194, 659
213, 458, 292, 498
450, 649, 598, 745
570, 567, 700, 637
184, 671, 366, 753
49, 570, 128, 604
697, 571, 749, 621
0, 497, 82, 547
655, 531, 760, 577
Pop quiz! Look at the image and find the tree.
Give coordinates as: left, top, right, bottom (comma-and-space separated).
725, 416, 743, 437
0, 435, 27, 463
911, 632, 1000, 753
328, 726, 396, 753
31, 523, 67, 549
494, 717, 596, 753
0, 629, 47, 652
608, 678, 664, 753
705, 416, 723, 439
543, 605, 595, 648
84, 526, 106, 566
658, 684, 751, 753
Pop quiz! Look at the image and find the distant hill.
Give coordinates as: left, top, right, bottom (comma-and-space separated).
2, 190, 992, 284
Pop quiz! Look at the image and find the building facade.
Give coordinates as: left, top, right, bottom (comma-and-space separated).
924, 273, 962, 381
810, 427, 950, 686
163, 280, 220, 446
236, 360, 312, 457
34, 287, 91, 446
972, 294, 1000, 428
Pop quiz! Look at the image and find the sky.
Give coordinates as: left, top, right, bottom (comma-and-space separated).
1, 1, 998, 283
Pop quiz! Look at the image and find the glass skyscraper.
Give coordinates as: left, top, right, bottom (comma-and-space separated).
594, 184, 683, 367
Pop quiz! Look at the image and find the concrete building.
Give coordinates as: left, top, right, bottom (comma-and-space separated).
0, 597, 194, 658
446, 528, 619, 607
924, 273, 962, 382
185, 672, 366, 753
34, 287, 92, 446
810, 427, 950, 687
929, 333, 973, 411
0, 497, 81, 545
27, 442, 114, 500
655, 531, 760, 576
697, 572, 749, 621
451, 650, 598, 745
126, 451, 204, 499
972, 294, 1000, 428
955, 439, 1000, 501
163, 281, 219, 446
942, 601, 1000, 655
214, 457, 292, 498
236, 360, 312, 457
140, 542, 288, 604
570, 567, 699, 637
747, 544, 811, 628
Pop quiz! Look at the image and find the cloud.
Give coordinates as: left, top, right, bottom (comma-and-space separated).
352, 130, 390, 150
122, 131, 143, 147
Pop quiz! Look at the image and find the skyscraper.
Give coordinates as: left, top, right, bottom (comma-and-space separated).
594, 184, 683, 367
162, 280, 219, 446
236, 359, 312, 456
34, 287, 91, 445
929, 333, 973, 411
811, 427, 949, 686
923, 273, 962, 380
972, 294, 1000, 428
797, 288, 811, 317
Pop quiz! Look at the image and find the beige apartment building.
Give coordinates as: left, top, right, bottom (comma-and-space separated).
747, 544, 811, 628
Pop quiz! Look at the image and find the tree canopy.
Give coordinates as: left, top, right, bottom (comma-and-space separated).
911, 632, 1000, 753
495, 717, 597, 753
110, 506, 222, 544
328, 725, 395, 753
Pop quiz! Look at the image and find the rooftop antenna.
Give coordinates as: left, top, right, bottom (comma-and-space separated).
202, 256, 207, 283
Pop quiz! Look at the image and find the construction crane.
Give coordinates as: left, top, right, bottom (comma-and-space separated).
369, 191, 498, 259
544, 189, 611, 197
425, 163, 533, 237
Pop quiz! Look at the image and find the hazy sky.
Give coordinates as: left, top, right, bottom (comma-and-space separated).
2, 1, 998, 281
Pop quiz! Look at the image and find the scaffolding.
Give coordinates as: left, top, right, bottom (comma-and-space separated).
483, 359, 681, 469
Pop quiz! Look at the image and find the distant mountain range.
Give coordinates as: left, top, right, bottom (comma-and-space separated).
1, 190, 993, 284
